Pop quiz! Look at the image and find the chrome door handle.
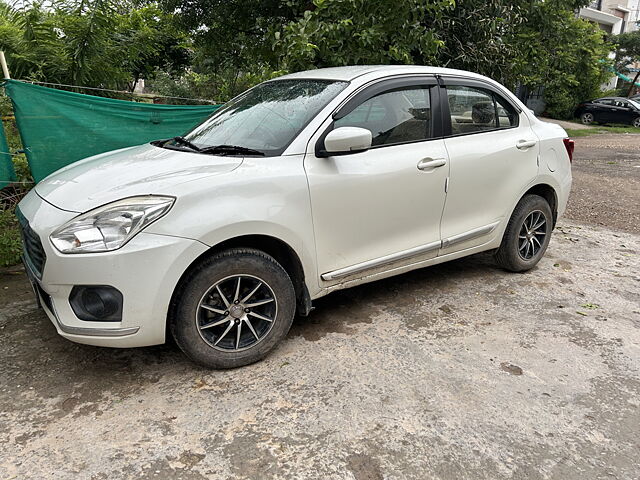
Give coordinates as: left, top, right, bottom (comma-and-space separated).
417, 158, 447, 171
516, 140, 537, 150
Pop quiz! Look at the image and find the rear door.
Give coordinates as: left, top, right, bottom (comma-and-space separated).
612, 99, 639, 124
439, 78, 539, 253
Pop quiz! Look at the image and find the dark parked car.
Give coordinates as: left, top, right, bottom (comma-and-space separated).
575, 97, 640, 127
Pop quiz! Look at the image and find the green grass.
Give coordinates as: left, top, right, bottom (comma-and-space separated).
565, 123, 640, 137
0, 208, 21, 267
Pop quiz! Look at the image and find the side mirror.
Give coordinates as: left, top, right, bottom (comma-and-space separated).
320, 127, 372, 157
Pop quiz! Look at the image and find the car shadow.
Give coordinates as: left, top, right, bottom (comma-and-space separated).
2, 250, 506, 400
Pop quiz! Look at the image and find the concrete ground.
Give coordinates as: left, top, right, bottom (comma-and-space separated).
565, 133, 640, 234
1, 137, 640, 479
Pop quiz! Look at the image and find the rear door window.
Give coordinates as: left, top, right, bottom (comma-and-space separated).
446, 85, 518, 136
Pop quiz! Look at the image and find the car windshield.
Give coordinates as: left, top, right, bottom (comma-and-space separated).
181, 79, 348, 156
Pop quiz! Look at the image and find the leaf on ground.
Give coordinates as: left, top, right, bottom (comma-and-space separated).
581, 303, 599, 310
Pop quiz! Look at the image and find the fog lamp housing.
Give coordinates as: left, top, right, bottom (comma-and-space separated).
69, 286, 123, 322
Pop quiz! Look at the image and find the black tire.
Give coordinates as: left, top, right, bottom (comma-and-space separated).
580, 112, 594, 125
171, 248, 295, 369
495, 194, 553, 272
633, 117, 640, 128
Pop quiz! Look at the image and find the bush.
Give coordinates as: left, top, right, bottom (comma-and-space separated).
0, 206, 21, 267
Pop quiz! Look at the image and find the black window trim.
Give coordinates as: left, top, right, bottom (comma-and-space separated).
315, 75, 444, 157
438, 76, 521, 139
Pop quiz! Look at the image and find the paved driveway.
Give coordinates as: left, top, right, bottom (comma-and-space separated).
1, 137, 639, 479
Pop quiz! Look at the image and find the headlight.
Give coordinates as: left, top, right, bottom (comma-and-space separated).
50, 196, 175, 254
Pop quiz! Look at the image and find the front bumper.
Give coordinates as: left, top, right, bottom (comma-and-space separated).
17, 190, 209, 348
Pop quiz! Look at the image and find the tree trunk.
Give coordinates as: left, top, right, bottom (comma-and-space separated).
627, 71, 640, 97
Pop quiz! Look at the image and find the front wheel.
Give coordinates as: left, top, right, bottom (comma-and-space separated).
171, 248, 296, 368
580, 112, 594, 125
495, 194, 553, 272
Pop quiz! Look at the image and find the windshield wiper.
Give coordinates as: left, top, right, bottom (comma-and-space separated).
199, 144, 265, 156
171, 136, 202, 152
150, 136, 202, 152
151, 139, 265, 156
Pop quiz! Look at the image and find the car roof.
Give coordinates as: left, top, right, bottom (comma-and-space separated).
596, 97, 632, 101
277, 65, 487, 82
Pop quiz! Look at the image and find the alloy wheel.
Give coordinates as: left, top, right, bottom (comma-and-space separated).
634, 117, 640, 128
518, 210, 548, 261
581, 113, 594, 125
195, 274, 277, 352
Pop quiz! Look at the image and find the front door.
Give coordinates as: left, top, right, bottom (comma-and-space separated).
304, 78, 449, 283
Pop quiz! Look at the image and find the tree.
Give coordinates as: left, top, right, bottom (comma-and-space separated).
274, 0, 611, 119
273, 0, 454, 71
433, 0, 526, 87
0, 0, 191, 91
612, 30, 640, 96
159, 0, 302, 85
510, 0, 612, 118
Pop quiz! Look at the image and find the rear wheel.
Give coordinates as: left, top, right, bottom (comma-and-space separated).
171, 248, 296, 368
495, 194, 553, 272
580, 112, 594, 125
633, 117, 640, 128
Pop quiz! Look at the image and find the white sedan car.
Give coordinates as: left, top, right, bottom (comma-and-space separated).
17, 65, 573, 368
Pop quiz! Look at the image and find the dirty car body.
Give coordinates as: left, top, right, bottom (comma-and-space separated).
18, 66, 573, 368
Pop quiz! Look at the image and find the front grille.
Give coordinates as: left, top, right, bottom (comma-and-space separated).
15, 208, 47, 279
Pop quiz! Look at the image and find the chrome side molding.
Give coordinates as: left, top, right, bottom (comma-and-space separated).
441, 221, 500, 249
321, 221, 501, 281
321, 240, 441, 281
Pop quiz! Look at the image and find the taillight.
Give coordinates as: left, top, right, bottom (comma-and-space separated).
563, 138, 574, 164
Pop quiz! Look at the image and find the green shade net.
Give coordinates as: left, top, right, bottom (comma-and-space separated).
3, 80, 221, 182
0, 117, 17, 188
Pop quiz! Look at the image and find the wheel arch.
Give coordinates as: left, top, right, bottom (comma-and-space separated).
521, 183, 558, 227
167, 234, 312, 339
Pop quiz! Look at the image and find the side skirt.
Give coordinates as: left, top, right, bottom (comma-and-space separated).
317, 221, 503, 296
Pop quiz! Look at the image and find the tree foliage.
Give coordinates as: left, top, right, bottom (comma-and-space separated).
433, 0, 526, 85
160, 0, 301, 72
612, 30, 640, 73
0, 0, 619, 116
273, 0, 454, 71
0, 0, 190, 90
510, 0, 612, 118
274, 0, 612, 118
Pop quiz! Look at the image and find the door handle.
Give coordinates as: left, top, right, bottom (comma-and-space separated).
417, 158, 447, 171
516, 140, 537, 150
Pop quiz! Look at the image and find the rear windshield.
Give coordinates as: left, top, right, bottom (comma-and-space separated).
183, 79, 348, 156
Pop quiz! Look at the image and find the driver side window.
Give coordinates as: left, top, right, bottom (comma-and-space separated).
334, 86, 433, 147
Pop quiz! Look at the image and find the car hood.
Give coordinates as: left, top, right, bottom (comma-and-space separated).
35, 144, 243, 212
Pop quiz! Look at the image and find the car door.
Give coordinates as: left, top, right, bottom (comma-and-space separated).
304, 77, 449, 283
595, 98, 616, 122
439, 79, 539, 253
614, 100, 638, 124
